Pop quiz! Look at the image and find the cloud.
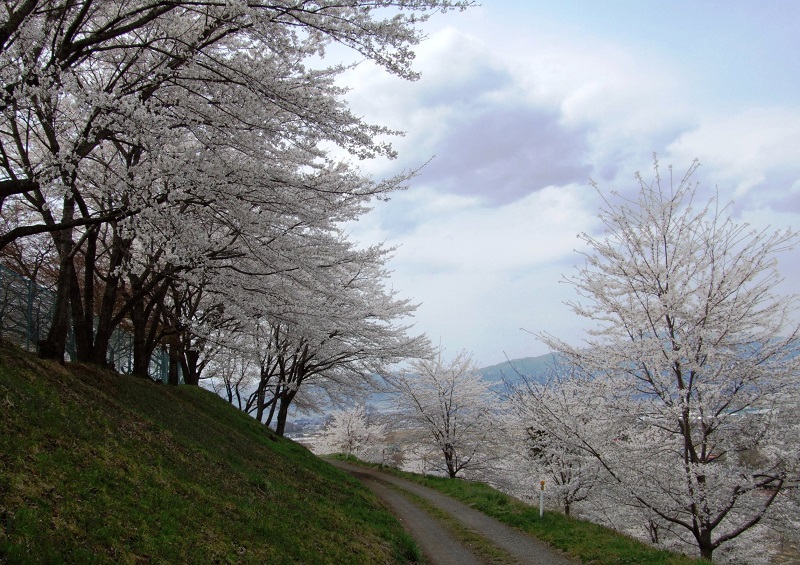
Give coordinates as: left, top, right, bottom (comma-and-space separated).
419, 106, 591, 205
392, 184, 597, 271
664, 107, 800, 211
343, 27, 598, 206
341, 27, 513, 131
350, 183, 598, 270
346, 182, 601, 364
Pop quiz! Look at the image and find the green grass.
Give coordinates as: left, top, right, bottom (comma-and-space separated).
334, 456, 707, 565
0, 342, 420, 564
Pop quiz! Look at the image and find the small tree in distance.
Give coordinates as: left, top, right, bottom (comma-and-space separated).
506, 362, 602, 517
539, 157, 800, 561
318, 406, 385, 459
391, 348, 501, 479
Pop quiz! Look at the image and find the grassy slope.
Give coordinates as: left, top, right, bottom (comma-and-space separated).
0, 342, 418, 564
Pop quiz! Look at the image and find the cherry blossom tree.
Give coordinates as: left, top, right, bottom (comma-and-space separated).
391, 348, 501, 478
317, 406, 385, 459
1, 0, 472, 365
189, 234, 430, 434
506, 364, 602, 517
247, 241, 430, 436
539, 158, 800, 561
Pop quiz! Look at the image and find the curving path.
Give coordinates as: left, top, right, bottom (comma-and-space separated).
329, 460, 577, 565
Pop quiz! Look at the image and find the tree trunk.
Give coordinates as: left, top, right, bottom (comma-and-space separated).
131, 333, 149, 378
274, 389, 297, 437
89, 237, 126, 366
70, 248, 92, 362
275, 400, 289, 437
697, 528, 714, 561
183, 349, 200, 386
130, 302, 150, 378
127, 274, 169, 379
443, 443, 457, 478
167, 340, 180, 386
264, 394, 278, 427
40, 255, 72, 362
40, 192, 76, 362
647, 520, 659, 544
255, 379, 266, 422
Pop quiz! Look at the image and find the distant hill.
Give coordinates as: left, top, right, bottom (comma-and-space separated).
0, 341, 418, 564
477, 353, 560, 384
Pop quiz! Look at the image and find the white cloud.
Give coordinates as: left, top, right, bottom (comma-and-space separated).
348, 183, 600, 365
665, 107, 800, 204
341, 19, 700, 195
392, 184, 596, 272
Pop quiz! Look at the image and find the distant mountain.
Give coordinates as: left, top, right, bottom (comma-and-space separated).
477, 353, 560, 384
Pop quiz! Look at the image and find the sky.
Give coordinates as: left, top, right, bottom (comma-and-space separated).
336, 1, 800, 367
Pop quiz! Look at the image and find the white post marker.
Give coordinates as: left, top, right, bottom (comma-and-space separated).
539, 480, 545, 518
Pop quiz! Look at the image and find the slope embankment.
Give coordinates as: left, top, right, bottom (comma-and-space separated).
0, 341, 419, 564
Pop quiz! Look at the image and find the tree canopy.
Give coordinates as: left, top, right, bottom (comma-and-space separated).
537, 159, 800, 561
1, 1, 472, 425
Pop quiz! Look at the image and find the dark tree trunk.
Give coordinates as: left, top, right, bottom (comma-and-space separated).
264, 392, 278, 428
167, 340, 180, 386
70, 244, 92, 362
89, 234, 127, 366
274, 389, 297, 437
131, 320, 149, 378
647, 520, 659, 544
253, 363, 277, 421
254, 377, 269, 421
89, 313, 114, 367
698, 529, 714, 561
182, 349, 200, 386
127, 274, 169, 379
275, 401, 290, 437
443, 444, 457, 478
129, 293, 152, 378
40, 186, 77, 362
40, 255, 72, 362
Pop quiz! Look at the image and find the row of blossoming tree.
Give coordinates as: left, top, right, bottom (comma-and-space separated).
0, 0, 476, 434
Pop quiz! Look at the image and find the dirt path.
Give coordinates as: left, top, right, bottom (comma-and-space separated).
330, 460, 576, 565
343, 465, 482, 565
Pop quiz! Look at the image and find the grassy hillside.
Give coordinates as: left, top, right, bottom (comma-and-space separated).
0, 341, 419, 564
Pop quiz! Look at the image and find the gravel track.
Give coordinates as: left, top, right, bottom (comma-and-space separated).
330, 460, 577, 565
